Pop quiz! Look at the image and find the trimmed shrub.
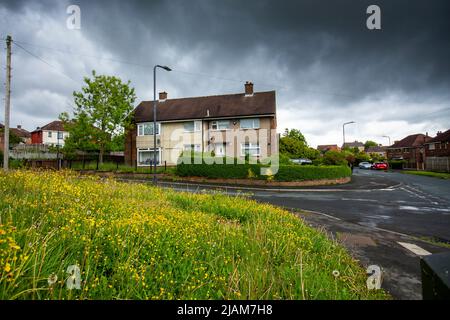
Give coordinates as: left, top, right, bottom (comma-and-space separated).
275, 165, 351, 181
176, 162, 351, 182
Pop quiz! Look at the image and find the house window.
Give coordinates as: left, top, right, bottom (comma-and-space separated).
48, 131, 52, 138
57, 132, 64, 139
184, 144, 201, 152
211, 120, 230, 131
429, 143, 435, 150
241, 143, 260, 156
184, 121, 201, 133
240, 118, 260, 129
137, 148, 161, 166
137, 123, 160, 136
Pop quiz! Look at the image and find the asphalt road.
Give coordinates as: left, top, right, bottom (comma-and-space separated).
152, 169, 450, 299
251, 168, 450, 242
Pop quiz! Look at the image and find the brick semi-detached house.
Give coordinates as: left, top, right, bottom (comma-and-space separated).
386, 133, 432, 170
423, 129, 450, 172
125, 82, 278, 167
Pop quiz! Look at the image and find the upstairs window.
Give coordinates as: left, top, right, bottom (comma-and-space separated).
211, 120, 230, 131
137, 123, 161, 136
57, 132, 64, 139
48, 131, 52, 138
240, 118, 260, 129
184, 121, 201, 133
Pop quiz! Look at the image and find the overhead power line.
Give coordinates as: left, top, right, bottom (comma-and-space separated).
11, 40, 288, 90
13, 41, 81, 84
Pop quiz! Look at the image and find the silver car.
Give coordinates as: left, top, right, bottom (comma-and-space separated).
359, 161, 372, 169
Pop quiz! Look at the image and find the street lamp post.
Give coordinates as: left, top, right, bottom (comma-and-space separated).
382, 135, 391, 146
57, 131, 60, 170
342, 121, 355, 147
153, 65, 172, 185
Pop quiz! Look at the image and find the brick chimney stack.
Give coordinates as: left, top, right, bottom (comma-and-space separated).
245, 81, 254, 96
159, 92, 168, 101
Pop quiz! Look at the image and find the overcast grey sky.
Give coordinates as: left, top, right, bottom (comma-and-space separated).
0, 0, 449, 147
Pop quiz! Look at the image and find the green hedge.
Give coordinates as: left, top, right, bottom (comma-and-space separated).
275, 165, 351, 181
176, 162, 351, 181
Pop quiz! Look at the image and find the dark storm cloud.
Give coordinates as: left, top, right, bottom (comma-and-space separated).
0, 0, 449, 146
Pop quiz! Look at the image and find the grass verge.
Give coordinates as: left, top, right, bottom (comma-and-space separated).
0, 170, 388, 300
401, 170, 450, 180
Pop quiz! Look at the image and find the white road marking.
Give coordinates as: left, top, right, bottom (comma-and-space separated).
299, 209, 342, 221
397, 242, 432, 256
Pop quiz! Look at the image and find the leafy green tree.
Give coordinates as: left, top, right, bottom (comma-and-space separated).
280, 129, 320, 160
322, 150, 348, 166
283, 128, 306, 144
110, 133, 125, 152
68, 71, 136, 164
60, 112, 100, 159
364, 140, 378, 150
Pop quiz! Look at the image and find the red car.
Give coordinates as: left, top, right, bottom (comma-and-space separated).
371, 162, 388, 170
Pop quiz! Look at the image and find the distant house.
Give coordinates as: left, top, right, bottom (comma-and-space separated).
423, 129, 450, 172
1, 123, 31, 152
317, 144, 340, 153
342, 141, 365, 152
386, 133, 432, 170
365, 145, 387, 159
31, 120, 69, 147
10, 125, 31, 144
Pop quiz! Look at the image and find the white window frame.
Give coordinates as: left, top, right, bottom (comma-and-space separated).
240, 118, 260, 130
183, 144, 201, 152
48, 131, 52, 138
137, 122, 161, 136
137, 148, 162, 166
183, 121, 201, 133
241, 143, 260, 156
211, 120, 230, 131
57, 132, 64, 139
429, 143, 435, 150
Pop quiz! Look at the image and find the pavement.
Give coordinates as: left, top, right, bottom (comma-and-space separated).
124, 169, 450, 299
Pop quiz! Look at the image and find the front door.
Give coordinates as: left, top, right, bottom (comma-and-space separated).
215, 143, 226, 157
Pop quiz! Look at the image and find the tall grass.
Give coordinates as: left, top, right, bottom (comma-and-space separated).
0, 170, 388, 300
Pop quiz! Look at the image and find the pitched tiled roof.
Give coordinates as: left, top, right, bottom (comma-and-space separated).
317, 144, 339, 151
343, 141, 364, 148
132, 91, 276, 123
388, 134, 432, 148
11, 127, 31, 138
32, 120, 66, 133
425, 129, 450, 144
366, 146, 386, 153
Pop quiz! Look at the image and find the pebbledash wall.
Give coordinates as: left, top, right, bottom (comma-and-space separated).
125, 117, 277, 167
125, 82, 278, 167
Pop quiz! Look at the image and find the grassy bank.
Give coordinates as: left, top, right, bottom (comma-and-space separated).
69, 161, 176, 174
402, 170, 450, 180
0, 170, 387, 300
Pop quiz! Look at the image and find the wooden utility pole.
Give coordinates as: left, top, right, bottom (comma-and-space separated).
3, 35, 12, 171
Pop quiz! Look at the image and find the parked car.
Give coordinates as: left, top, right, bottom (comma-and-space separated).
290, 158, 313, 165
358, 161, 372, 169
371, 162, 388, 170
